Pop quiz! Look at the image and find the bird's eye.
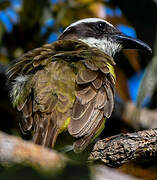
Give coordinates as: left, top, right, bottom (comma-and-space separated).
97, 22, 105, 30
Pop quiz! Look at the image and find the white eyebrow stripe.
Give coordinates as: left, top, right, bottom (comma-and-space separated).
64, 18, 114, 32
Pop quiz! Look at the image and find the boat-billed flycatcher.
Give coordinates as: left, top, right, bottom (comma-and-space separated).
7, 18, 151, 153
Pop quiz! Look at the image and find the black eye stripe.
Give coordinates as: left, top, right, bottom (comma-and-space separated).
97, 22, 106, 30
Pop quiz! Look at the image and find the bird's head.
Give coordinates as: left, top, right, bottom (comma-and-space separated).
59, 18, 152, 57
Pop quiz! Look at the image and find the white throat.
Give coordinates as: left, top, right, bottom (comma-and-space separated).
79, 37, 122, 57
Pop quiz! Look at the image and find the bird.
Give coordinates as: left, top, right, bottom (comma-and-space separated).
7, 18, 151, 153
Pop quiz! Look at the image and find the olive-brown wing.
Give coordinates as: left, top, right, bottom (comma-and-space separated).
68, 63, 115, 153
7, 40, 92, 80
7, 39, 92, 147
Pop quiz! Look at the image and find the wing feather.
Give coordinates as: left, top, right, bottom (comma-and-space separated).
73, 117, 104, 153
92, 76, 103, 89
75, 86, 97, 104
68, 52, 115, 152
7, 39, 115, 151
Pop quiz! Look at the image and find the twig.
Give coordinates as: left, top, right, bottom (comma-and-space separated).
113, 100, 157, 129
0, 131, 66, 171
122, 101, 157, 129
90, 165, 140, 180
89, 128, 157, 167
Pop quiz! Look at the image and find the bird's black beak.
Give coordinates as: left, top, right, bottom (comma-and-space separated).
114, 34, 152, 54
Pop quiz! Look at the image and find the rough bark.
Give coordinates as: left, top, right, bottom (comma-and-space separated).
0, 128, 157, 170
89, 128, 157, 167
0, 131, 141, 179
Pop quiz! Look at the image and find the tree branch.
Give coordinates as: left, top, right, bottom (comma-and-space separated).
0, 131, 141, 179
122, 102, 157, 129
0, 128, 157, 171
89, 128, 157, 167
0, 131, 66, 171
113, 101, 157, 129
91, 165, 140, 180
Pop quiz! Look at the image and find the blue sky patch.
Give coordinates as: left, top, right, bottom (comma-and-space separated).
117, 24, 137, 38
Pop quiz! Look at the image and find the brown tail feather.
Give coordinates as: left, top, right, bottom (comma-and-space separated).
44, 121, 59, 148
32, 117, 49, 145
19, 115, 33, 133
19, 96, 33, 134
33, 113, 59, 148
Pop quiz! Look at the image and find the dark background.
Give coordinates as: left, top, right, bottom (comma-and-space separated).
0, 0, 157, 179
